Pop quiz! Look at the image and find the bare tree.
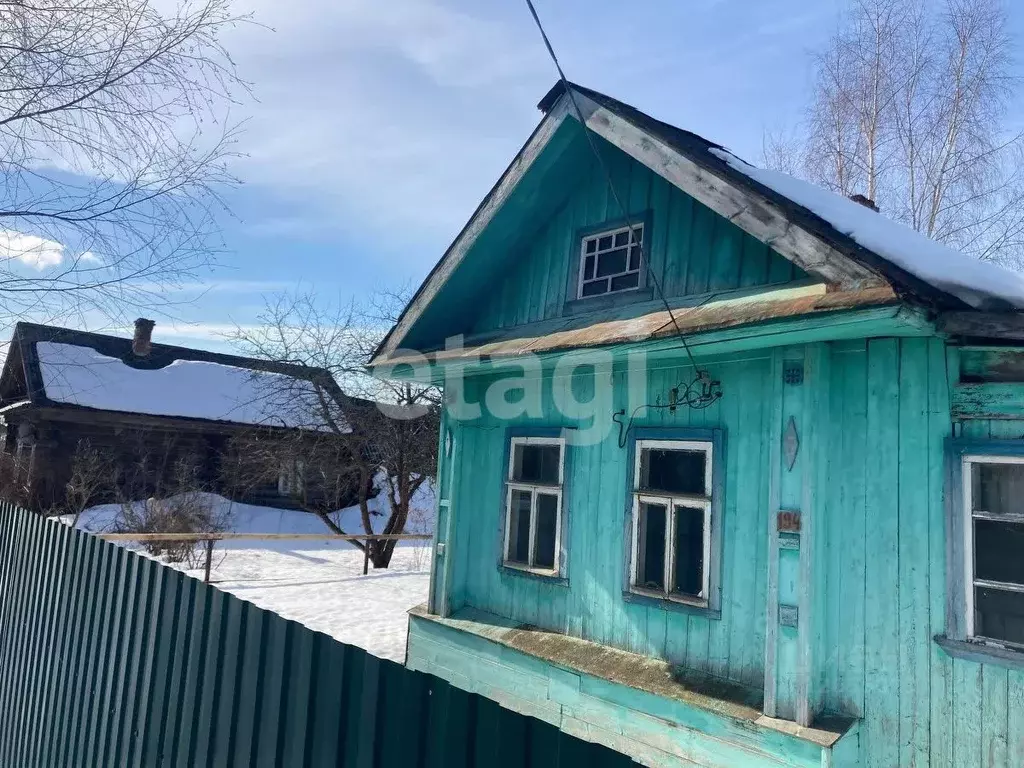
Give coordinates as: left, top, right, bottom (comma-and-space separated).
768, 0, 1024, 266
229, 291, 439, 569
65, 439, 115, 528
0, 0, 247, 323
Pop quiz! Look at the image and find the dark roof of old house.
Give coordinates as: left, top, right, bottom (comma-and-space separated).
0, 322, 348, 430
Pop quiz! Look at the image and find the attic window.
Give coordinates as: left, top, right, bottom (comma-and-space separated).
577, 224, 644, 299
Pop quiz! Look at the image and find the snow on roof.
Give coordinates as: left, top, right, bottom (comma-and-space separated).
37, 341, 344, 429
710, 148, 1024, 311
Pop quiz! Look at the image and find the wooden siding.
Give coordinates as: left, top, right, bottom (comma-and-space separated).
436, 335, 1024, 767
446, 349, 772, 691
470, 151, 803, 335
819, 338, 1024, 767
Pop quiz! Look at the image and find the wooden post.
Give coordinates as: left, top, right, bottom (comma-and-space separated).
204, 539, 214, 584
363, 542, 370, 576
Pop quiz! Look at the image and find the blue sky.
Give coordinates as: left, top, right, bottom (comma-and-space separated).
100, 0, 1024, 348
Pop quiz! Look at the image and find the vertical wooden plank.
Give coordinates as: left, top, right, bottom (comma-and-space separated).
982, 666, 1009, 768
897, 338, 931, 766
836, 343, 868, 718
763, 348, 784, 717
863, 337, 900, 766
1007, 670, 1024, 768
928, 338, 953, 768
708, 218, 743, 291
685, 202, 714, 296
665, 190, 694, 297
739, 236, 770, 288
647, 173, 671, 295
952, 658, 983, 768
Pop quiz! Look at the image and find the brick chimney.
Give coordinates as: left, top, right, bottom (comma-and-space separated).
849, 193, 879, 212
132, 318, 155, 356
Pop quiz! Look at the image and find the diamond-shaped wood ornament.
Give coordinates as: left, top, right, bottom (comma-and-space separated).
783, 416, 800, 471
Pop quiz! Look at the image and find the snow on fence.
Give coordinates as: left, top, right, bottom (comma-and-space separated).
0, 501, 636, 768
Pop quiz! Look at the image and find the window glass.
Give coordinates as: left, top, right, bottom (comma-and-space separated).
507, 489, 531, 565
513, 444, 560, 485
672, 505, 704, 598
975, 587, 1024, 645
637, 502, 667, 591
972, 463, 1024, 515
640, 448, 706, 496
578, 224, 643, 299
974, 519, 1024, 584
533, 493, 558, 570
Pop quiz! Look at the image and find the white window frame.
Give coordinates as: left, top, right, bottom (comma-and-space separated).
962, 454, 1024, 648
576, 223, 644, 300
503, 436, 565, 576
629, 439, 713, 607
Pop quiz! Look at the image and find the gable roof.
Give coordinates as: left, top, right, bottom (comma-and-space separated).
372, 81, 1024, 366
1, 322, 347, 430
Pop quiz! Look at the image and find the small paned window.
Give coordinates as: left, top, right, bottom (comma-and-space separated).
964, 456, 1024, 647
630, 440, 713, 605
504, 437, 565, 575
577, 224, 643, 299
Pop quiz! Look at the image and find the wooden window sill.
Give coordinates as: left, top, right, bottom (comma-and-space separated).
935, 634, 1024, 670
622, 589, 721, 619
499, 563, 568, 586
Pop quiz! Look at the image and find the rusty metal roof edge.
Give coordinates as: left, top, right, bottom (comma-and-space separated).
372, 286, 905, 369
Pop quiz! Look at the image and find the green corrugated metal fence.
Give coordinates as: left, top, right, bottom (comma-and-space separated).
0, 502, 636, 767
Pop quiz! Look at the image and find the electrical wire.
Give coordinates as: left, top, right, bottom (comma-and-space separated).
523, 0, 714, 385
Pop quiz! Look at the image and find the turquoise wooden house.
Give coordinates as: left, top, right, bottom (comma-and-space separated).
369, 82, 1024, 768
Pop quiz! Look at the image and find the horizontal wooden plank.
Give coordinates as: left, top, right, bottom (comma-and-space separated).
950, 382, 1024, 419
96, 532, 432, 542
939, 312, 1024, 341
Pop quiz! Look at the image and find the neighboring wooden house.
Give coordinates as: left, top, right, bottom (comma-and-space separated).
369, 82, 1024, 767
0, 319, 353, 512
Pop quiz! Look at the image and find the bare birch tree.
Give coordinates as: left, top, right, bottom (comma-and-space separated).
0, 0, 247, 323
229, 291, 439, 569
768, 0, 1024, 265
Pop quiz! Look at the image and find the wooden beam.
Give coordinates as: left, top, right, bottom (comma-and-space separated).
571, 93, 886, 291
950, 383, 1024, 420
96, 532, 432, 542
938, 312, 1024, 341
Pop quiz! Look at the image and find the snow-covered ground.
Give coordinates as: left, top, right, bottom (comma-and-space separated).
65, 485, 433, 663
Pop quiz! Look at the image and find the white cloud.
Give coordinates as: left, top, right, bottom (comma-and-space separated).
224, 0, 549, 244
78, 251, 102, 265
0, 230, 65, 270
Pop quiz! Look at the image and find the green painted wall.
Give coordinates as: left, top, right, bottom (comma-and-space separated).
433, 335, 1024, 767
470, 148, 803, 335
445, 349, 772, 691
